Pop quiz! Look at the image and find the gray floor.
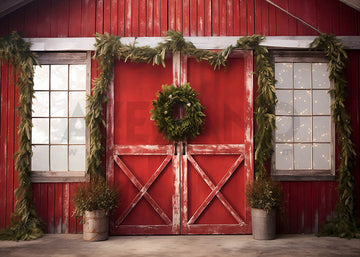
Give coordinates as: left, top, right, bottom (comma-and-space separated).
1, 234, 360, 257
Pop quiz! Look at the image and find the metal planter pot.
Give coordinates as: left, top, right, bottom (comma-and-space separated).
251, 208, 276, 240
83, 210, 109, 241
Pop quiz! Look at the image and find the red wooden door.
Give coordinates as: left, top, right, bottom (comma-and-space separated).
108, 52, 253, 235
180, 53, 253, 234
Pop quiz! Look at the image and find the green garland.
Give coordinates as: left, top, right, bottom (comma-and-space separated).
311, 34, 359, 238
150, 83, 205, 142
0, 32, 44, 240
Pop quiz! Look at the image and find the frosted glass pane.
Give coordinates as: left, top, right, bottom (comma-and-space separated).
70, 65, 86, 90
69, 146, 86, 171
294, 90, 311, 115
69, 118, 85, 144
32, 118, 49, 144
294, 63, 311, 89
33, 65, 49, 90
51, 92, 68, 117
313, 90, 330, 115
50, 145, 67, 171
313, 116, 330, 142
51, 65, 68, 90
33, 92, 49, 117
51, 118, 68, 144
275, 90, 293, 115
32, 145, 49, 171
69, 92, 86, 117
294, 144, 312, 169
275, 116, 293, 142
312, 63, 330, 89
313, 143, 331, 170
294, 117, 312, 142
275, 63, 293, 89
276, 144, 293, 170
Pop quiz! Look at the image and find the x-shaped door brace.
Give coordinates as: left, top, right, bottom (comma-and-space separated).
186, 154, 245, 226
114, 154, 172, 225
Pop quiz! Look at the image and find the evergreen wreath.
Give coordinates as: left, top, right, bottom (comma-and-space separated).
150, 83, 205, 142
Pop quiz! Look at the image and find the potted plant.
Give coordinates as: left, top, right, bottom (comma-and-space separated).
72, 177, 119, 241
246, 178, 283, 240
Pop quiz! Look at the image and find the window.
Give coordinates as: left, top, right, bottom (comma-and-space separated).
31, 52, 90, 182
272, 52, 335, 180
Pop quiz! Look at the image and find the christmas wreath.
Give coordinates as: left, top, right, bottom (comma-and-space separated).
150, 83, 205, 142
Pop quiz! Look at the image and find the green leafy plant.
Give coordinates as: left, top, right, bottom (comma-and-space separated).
73, 178, 119, 219
246, 179, 283, 213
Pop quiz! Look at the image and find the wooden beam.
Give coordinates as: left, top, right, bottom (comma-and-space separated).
25, 36, 360, 51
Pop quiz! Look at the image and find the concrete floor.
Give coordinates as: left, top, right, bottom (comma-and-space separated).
1, 234, 360, 257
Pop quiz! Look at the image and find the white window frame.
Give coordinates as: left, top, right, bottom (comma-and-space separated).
271, 51, 335, 181
31, 52, 91, 183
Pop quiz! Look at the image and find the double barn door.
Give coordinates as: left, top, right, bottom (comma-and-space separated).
107, 51, 253, 235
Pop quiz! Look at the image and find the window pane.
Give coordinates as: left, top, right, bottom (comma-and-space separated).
275, 63, 293, 89
51, 92, 68, 117
294, 117, 312, 142
294, 144, 312, 170
50, 145, 68, 171
312, 63, 330, 89
294, 90, 311, 115
70, 65, 87, 90
33, 92, 49, 117
276, 144, 293, 170
32, 145, 49, 171
69, 145, 86, 171
313, 90, 330, 115
69, 118, 86, 144
69, 92, 86, 117
275, 90, 293, 115
34, 65, 49, 90
276, 116, 293, 142
313, 116, 330, 142
51, 118, 68, 144
313, 143, 331, 170
51, 65, 68, 90
32, 118, 49, 144
294, 63, 311, 89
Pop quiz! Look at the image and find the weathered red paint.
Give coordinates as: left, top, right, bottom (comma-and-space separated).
0, 0, 359, 235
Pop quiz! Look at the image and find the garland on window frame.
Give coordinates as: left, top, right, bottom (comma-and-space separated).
0, 32, 44, 240
310, 34, 359, 238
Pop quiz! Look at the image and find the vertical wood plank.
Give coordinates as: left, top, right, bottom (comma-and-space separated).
40, 184, 48, 233
69, 0, 82, 37
303, 182, 312, 233
204, 0, 211, 36
198, 0, 205, 36
182, 0, 190, 36
96, 0, 104, 34
226, 0, 233, 36
268, 0, 276, 35
318, 182, 327, 230
282, 182, 291, 233
254, 0, 262, 35
24, 1, 38, 37
52, 0, 69, 37
247, 0, 254, 35
287, 0, 297, 36
212, 0, 220, 36
311, 182, 320, 233
37, 0, 51, 37
118, 0, 125, 36
289, 182, 298, 233
297, 182, 305, 233
154, 0, 161, 36
232, 0, 240, 36
316, 0, 331, 34
69, 183, 77, 234
104, 0, 111, 34
338, 2, 357, 35
139, 0, 147, 36
125, 0, 132, 36
168, 0, 175, 31
146, 0, 154, 36
132, 0, 139, 36
47, 184, 55, 233
62, 183, 70, 233
55, 183, 63, 234
83, 0, 96, 36
239, 0, 247, 35
275, 0, 289, 35
110, 0, 118, 35
32, 185, 41, 220
219, 0, 226, 35
190, 0, 197, 35
175, 0, 183, 32
160, 0, 168, 35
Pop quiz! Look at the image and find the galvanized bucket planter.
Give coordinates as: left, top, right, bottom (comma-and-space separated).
251, 208, 276, 240
83, 210, 109, 241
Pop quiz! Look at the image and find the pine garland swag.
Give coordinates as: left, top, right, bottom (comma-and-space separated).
0, 32, 44, 240
150, 83, 205, 142
310, 34, 359, 238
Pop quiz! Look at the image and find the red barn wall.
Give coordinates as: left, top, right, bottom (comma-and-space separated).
0, 0, 359, 234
